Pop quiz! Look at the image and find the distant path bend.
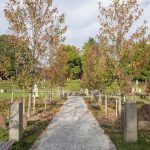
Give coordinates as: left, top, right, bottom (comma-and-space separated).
34, 96, 116, 150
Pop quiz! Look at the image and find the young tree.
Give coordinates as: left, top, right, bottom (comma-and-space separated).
82, 38, 114, 91
50, 45, 68, 98
5, 0, 66, 117
98, 0, 148, 91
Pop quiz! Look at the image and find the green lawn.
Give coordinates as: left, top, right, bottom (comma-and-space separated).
62, 80, 81, 91
0, 81, 13, 90
86, 98, 150, 150
0, 80, 82, 100
106, 128, 150, 150
0, 98, 64, 146
11, 120, 49, 150
0, 128, 8, 141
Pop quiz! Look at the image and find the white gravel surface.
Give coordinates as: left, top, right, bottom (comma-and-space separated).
34, 96, 116, 150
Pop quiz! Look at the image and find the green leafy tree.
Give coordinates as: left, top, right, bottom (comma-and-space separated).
63, 45, 82, 79
0, 34, 31, 85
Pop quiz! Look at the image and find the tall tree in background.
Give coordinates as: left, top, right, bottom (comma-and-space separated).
0, 34, 31, 105
133, 40, 150, 81
63, 45, 82, 79
0, 35, 18, 79
98, 0, 148, 92
5, 0, 66, 117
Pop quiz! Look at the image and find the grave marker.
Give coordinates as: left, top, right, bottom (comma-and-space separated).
124, 102, 137, 143
85, 89, 89, 96
9, 102, 23, 141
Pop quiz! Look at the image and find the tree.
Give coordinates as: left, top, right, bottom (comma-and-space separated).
53, 45, 68, 85
63, 45, 82, 79
0, 34, 32, 88
5, 0, 66, 117
133, 40, 150, 81
98, 0, 148, 92
0, 34, 16, 78
82, 38, 114, 91
43, 9, 67, 99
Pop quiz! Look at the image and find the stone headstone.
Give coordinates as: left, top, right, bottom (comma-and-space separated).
124, 102, 137, 143
9, 102, 23, 141
138, 88, 142, 93
136, 80, 138, 85
132, 87, 135, 93
91, 91, 94, 101
85, 89, 89, 96
0, 114, 6, 128
0, 89, 4, 94
135, 87, 139, 93
33, 84, 39, 98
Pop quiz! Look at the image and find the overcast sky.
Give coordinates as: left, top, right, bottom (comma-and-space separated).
0, 0, 150, 49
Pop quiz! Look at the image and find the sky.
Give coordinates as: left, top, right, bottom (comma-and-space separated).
0, 0, 150, 49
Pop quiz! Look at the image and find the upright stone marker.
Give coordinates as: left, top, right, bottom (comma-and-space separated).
9, 102, 23, 141
91, 91, 94, 101
85, 89, 89, 96
124, 102, 137, 143
0, 89, 4, 94
33, 84, 39, 98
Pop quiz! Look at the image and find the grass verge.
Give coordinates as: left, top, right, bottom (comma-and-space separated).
85, 98, 150, 150
10, 120, 49, 150
0, 99, 64, 150
0, 128, 8, 141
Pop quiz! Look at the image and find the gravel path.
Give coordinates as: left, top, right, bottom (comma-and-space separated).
34, 96, 116, 150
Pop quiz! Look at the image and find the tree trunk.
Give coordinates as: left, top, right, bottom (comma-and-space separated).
49, 82, 53, 101
98, 92, 102, 104
118, 96, 122, 117
58, 85, 60, 97
33, 95, 36, 115
105, 94, 108, 118
27, 88, 33, 118
11, 84, 15, 103
123, 94, 126, 103
116, 96, 118, 117
23, 88, 25, 114
44, 90, 47, 111
11, 89, 14, 103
